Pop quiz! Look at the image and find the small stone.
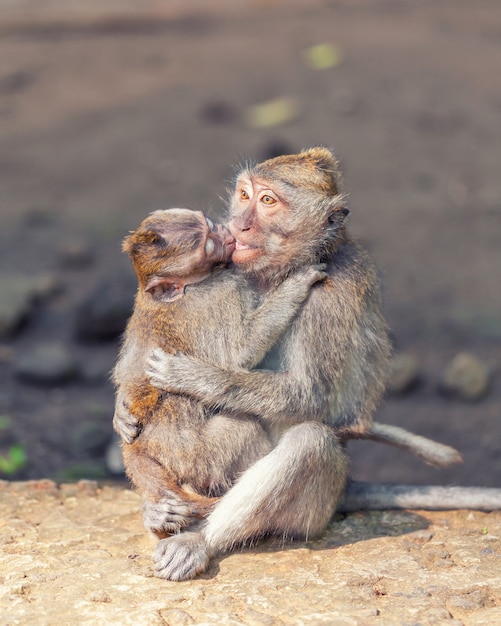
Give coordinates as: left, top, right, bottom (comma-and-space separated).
386, 353, 421, 395
0, 273, 61, 338
31, 273, 61, 300
0, 275, 37, 337
14, 342, 80, 385
0, 70, 36, 94
59, 240, 95, 269
200, 101, 237, 125
260, 140, 295, 161
74, 273, 135, 342
441, 352, 491, 400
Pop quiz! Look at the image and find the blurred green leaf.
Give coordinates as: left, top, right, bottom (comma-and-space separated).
0, 444, 27, 474
0, 415, 11, 430
246, 97, 298, 128
304, 43, 343, 70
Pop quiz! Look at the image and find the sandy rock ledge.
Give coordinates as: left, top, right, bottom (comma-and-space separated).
0, 480, 500, 625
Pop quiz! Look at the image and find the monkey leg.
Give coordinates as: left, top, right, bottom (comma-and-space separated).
199, 414, 273, 492
153, 422, 349, 580
122, 444, 219, 538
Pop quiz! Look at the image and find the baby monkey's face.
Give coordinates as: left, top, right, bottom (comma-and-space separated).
124, 208, 235, 300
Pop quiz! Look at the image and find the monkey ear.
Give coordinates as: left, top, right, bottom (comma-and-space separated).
328, 205, 350, 225
145, 276, 185, 302
122, 234, 135, 255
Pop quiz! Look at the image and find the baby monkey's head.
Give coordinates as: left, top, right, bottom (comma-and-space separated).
124, 208, 235, 302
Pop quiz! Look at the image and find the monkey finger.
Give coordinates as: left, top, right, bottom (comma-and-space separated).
148, 346, 168, 364
143, 497, 193, 535
145, 369, 171, 390
309, 270, 328, 284
313, 263, 327, 272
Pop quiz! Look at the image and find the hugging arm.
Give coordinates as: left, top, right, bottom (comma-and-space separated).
230, 264, 326, 370
114, 264, 325, 443
147, 280, 360, 427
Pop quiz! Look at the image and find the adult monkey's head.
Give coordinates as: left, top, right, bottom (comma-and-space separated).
228, 147, 350, 282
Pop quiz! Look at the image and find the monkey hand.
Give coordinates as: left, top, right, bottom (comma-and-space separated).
113, 389, 141, 444
154, 531, 210, 581
297, 263, 328, 287
147, 348, 207, 395
143, 495, 198, 536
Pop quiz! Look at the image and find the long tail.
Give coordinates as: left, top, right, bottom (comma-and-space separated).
361, 422, 463, 468
339, 481, 501, 512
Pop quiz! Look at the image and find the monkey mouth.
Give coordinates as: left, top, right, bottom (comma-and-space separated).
232, 240, 263, 264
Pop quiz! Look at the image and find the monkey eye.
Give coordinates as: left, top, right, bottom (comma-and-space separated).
261, 195, 277, 206
205, 238, 215, 255
240, 189, 250, 200
206, 218, 214, 230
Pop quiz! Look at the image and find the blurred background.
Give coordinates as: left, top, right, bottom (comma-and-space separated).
0, 0, 499, 487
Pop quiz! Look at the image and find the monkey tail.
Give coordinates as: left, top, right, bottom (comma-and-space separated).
339, 481, 501, 512
362, 422, 463, 468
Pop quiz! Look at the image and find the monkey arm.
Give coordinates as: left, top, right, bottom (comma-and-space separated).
148, 268, 390, 429
234, 264, 327, 370
147, 349, 327, 425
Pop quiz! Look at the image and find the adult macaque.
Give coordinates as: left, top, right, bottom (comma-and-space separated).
113, 208, 327, 537
147, 148, 501, 580
114, 204, 462, 567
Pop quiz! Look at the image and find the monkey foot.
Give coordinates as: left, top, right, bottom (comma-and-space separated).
154, 532, 210, 581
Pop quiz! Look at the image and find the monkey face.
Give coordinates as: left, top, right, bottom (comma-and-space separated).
228, 148, 349, 279
124, 208, 235, 301
229, 175, 288, 267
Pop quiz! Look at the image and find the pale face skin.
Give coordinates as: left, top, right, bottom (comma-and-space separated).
229, 175, 291, 266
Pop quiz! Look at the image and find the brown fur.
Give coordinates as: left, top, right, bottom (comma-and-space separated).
113, 207, 327, 537
127, 149, 471, 582
146, 148, 388, 577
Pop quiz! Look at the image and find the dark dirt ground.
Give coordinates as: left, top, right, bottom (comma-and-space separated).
0, 0, 500, 488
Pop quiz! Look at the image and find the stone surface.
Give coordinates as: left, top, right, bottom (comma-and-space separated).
0, 273, 59, 338
441, 352, 491, 401
74, 273, 135, 342
0, 480, 500, 625
14, 342, 80, 385
386, 352, 421, 396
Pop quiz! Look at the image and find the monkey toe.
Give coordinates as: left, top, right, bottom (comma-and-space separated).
154, 532, 210, 581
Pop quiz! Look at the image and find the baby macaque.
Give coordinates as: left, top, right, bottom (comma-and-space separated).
113, 207, 326, 537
